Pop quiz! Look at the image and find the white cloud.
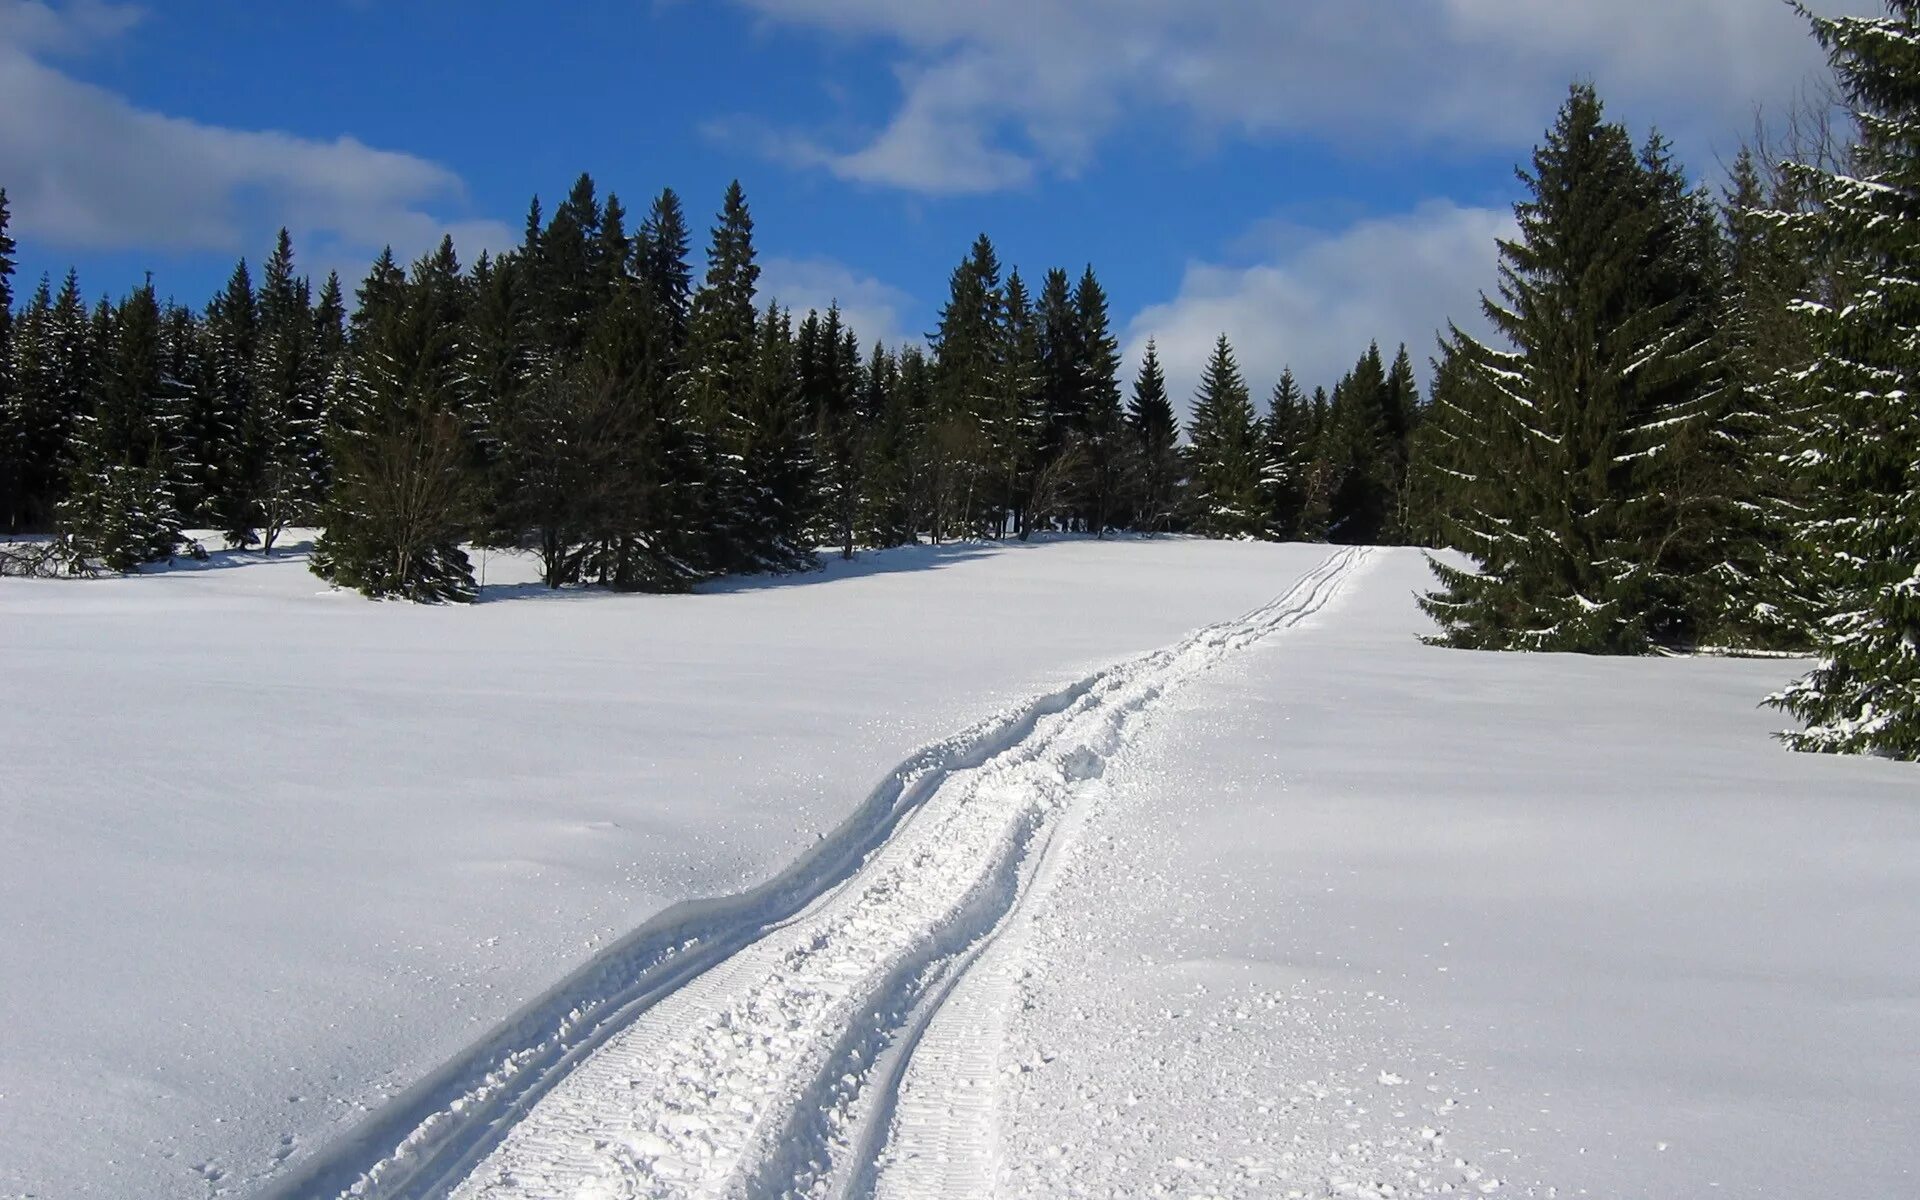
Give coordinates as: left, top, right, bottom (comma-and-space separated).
732, 0, 1877, 194
756, 254, 923, 353
0, 1, 512, 272
1126, 201, 1515, 410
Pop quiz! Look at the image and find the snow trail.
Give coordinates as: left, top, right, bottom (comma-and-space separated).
285, 547, 1370, 1200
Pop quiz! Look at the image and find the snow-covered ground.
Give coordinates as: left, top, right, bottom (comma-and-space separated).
0, 534, 1321, 1200
3, 539, 1914, 1200
987, 549, 1920, 1198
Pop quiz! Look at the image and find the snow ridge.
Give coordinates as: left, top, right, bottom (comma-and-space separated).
283, 547, 1369, 1200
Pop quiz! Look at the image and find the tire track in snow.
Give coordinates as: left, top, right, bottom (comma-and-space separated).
439, 546, 1369, 1200
273, 547, 1369, 1200
862, 547, 1370, 1200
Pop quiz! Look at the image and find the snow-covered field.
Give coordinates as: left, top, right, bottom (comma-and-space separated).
3, 539, 1914, 1199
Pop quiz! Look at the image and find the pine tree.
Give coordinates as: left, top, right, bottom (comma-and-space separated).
205, 258, 262, 545
1, 276, 66, 532
998, 269, 1046, 539
1421, 84, 1715, 653
311, 250, 476, 602
0, 189, 18, 532
929, 235, 1004, 540
640, 188, 694, 355
253, 230, 324, 553
858, 341, 916, 548
737, 300, 816, 570
1127, 339, 1181, 534
1185, 334, 1265, 538
1073, 266, 1128, 535
803, 304, 864, 560
1381, 344, 1422, 540
58, 281, 186, 571
1262, 367, 1313, 539
1703, 148, 1825, 648
1325, 342, 1392, 544
684, 180, 763, 571
1768, 2, 1920, 758
1404, 335, 1488, 549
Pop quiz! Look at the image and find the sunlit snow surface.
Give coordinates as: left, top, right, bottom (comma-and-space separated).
1, 538, 1914, 1199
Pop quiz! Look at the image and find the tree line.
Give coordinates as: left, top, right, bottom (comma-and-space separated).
0, 177, 1431, 597
1411, 2, 1920, 760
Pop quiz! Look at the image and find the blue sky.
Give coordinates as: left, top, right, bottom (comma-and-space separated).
0, 0, 1863, 398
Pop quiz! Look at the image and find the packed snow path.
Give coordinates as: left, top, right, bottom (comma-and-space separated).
281, 547, 1371, 1200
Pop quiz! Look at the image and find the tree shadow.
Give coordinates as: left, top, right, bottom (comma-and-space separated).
696, 538, 1041, 597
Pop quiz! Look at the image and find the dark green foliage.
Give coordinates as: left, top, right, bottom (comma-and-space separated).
1127, 339, 1181, 534
1261, 368, 1313, 540
1767, 2, 1920, 758
58, 282, 187, 571
1072, 267, 1128, 536
1420, 84, 1718, 654
1185, 335, 1265, 538
310, 249, 477, 603
802, 305, 864, 560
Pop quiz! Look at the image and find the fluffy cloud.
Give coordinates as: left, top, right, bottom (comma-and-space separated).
756, 254, 923, 353
1126, 201, 1516, 407
733, 0, 1875, 193
0, 1, 511, 268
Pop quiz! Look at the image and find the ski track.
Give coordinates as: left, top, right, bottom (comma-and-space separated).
281, 546, 1371, 1200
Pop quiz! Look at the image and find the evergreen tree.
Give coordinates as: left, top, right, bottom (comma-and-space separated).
1768, 2, 1920, 758
1704, 148, 1825, 648
1127, 339, 1181, 534
1421, 84, 1716, 653
253, 230, 324, 553
803, 304, 864, 559
1404, 335, 1488, 549
928, 235, 1004, 540
857, 341, 915, 547
1185, 334, 1265, 538
1381, 344, 1422, 539
1, 276, 66, 532
998, 269, 1047, 538
0, 189, 18, 532
684, 180, 763, 571
737, 300, 816, 570
311, 249, 476, 602
1325, 342, 1392, 544
205, 258, 262, 545
1073, 266, 1128, 535
641, 188, 694, 354
59, 281, 186, 571
1261, 367, 1313, 539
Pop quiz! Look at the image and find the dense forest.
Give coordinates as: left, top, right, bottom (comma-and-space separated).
0, 4, 1916, 759
0, 179, 1423, 597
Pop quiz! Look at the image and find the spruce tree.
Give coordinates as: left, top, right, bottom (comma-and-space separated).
1381, 344, 1422, 540
1768, 2, 1920, 758
684, 180, 763, 571
0, 190, 17, 532
1262, 367, 1313, 539
59, 282, 186, 570
1, 276, 65, 532
1421, 84, 1715, 653
928, 235, 1004, 540
205, 258, 262, 546
1185, 334, 1265, 538
1325, 342, 1392, 544
1127, 338, 1181, 533
998, 269, 1046, 539
803, 304, 863, 560
253, 230, 324, 553
311, 249, 476, 602
1073, 266, 1128, 535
